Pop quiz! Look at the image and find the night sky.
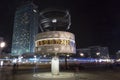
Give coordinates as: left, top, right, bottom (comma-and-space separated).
0, 0, 120, 54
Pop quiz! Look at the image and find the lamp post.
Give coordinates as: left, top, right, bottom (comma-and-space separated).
0, 41, 5, 67
0, 41, 6, 54
80, 53, 84, 57
96, 52, 100, 58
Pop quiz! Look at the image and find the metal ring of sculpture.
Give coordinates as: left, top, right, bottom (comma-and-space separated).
39, 8, 71, 31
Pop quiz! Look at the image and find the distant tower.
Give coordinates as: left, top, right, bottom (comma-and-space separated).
11, 2, 39, 55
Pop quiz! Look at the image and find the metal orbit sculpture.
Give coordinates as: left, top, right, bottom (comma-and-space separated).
39, 8, 71, 31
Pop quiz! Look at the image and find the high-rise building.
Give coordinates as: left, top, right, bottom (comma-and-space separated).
11, 2, 39, 55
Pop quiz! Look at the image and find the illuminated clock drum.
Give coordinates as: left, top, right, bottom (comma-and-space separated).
35, 31, 76, 55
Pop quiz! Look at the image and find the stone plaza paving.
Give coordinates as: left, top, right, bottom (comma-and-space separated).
0, 65, 120, 80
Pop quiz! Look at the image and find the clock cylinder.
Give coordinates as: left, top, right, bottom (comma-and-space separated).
35, 31, 76, 55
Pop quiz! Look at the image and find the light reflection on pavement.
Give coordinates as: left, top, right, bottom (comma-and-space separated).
0, 66, 120, 80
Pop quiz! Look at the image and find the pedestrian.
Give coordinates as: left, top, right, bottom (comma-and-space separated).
12, 63, 17, 74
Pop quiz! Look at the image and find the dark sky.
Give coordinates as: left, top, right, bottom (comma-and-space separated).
0, 0, 120, 54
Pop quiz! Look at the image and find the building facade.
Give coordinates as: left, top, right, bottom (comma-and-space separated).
77, 46, 109, 59
89, 46, 109, 59
11, 3, 39, 55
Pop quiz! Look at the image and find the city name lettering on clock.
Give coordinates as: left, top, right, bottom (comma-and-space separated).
36, 39, 71, 46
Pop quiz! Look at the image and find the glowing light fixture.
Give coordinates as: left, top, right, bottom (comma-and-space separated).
0, 42, 5, 48
52, 19, 57, 23
80, 53, 84, 57
96, 52, 100, 55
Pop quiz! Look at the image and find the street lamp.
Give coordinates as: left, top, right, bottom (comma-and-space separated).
0, 41, 6, 54
0, 40, 5, 67
96, 52, 100, 56
80, 53, 84, 57
96, 52, 100, 59
0, 42, 6, 48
